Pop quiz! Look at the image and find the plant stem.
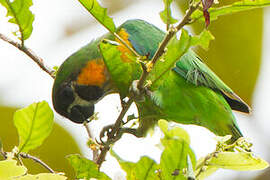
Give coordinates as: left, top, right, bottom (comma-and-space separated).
83, 121, 99, 162
20, 153, 55, 173
0, 33, 55, 78
96, 97, 134, 166
136, 1, 201, 90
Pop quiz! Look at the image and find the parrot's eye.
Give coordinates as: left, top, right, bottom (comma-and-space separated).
69, 105, 94, 123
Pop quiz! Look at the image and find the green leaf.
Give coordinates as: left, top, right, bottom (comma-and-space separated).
0, 160, 27, 179
111, 150, 159, 180
208, 152, 269, 170
190, 29, 214, 50
14, 101, 54, 153
160, 139, 196, 180
150, 28, 214, 86
18, 173, 67, 180
160, 0, 178, 26
191, 0, 270, 23
66, 154, 111, 180
195, 158, 218, 180
99, 39, 141, 97
78, 0, 116, 33
149, 29, 190, 86
158, 119, 190, 144
0, 0, 34, 42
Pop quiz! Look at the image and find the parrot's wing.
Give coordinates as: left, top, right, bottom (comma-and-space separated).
173, 50, 251, 113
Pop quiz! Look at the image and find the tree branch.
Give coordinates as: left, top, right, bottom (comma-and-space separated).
137, 2, 201, 90
0, 33, 55, 79
96, 97, 134, 166
20, 152, 55, 173
96, 1, 201, 167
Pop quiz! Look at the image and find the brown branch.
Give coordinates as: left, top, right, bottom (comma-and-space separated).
0, 33, 55, 79
20, 153, 55, 173
96, 97, 134, 166
95, 1, 201, 168
137, 2, 201, 90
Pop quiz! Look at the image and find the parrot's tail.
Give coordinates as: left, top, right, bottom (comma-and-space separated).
229, 123, 243, 143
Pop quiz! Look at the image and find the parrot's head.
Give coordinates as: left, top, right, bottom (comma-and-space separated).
52, 54, 114, 124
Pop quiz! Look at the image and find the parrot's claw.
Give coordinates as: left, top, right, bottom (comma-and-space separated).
99, 125, 124, 146
99, 126, 143, 146
119, 127, 144, 138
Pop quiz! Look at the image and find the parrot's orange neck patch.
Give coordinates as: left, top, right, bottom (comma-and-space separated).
116, 29, 133, 62
76, 59, 106, 87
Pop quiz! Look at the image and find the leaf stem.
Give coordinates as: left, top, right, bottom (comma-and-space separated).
0, 33, 55, 78
83, 121, 99, 162
20, 152, 55, 173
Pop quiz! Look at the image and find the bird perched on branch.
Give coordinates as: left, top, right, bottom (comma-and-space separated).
52, 19, 250, 142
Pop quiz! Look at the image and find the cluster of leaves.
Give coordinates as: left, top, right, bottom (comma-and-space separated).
0, 0, 270, 179
0, 101, 67, 179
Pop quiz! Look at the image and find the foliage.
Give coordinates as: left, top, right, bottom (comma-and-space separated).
14, 101, 54, 153
0, 0, 34, 43
160, 0, 178, 26
77, 0, 116, 33
191, 0, 270, 23
0, 0, 270, 179
66, 154, 110, 180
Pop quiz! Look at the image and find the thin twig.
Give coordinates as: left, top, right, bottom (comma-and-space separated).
20, 153, 55, 173
83, 121, 99, 162
0, 33, 55, 78
96, 97, 134, 166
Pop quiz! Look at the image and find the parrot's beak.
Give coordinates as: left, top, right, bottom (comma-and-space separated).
68, 104, 94, 123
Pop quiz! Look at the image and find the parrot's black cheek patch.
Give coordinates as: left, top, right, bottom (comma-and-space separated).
55, 84, 75, 112
74, 85, 104, 101
70, 105, 94, 123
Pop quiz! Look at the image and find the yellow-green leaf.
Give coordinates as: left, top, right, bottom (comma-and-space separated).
158, 120, 190, 144
0, 160, 27, 179
0, 0, 34, 42
160, 0, 178, 26
18, 173, 67, 180
208, 152, 269, 170
14, 101, 54, 153
160, 139, 196, 180
190, 29, 214, 50
191, 0, 270, 23
111, 150, 159, 180
99, 39, 141, 97
66, 154, 111, 180
78, 0, 116, 33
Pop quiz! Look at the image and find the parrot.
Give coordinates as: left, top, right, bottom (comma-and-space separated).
52, 19, 251, 142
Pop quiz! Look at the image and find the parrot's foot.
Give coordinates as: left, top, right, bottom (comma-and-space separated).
99, 125, 122, 146
99, 126, 143, 146
130, 80, 152, 102
119, 127, 144, 138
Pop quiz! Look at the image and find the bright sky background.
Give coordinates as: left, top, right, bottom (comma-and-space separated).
0, 0, 269, 179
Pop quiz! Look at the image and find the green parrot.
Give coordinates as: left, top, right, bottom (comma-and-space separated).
52, 19, 250, 142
